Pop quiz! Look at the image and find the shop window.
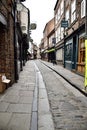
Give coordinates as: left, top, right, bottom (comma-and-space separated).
78, 38, 85, 63
65, 43, 72, 61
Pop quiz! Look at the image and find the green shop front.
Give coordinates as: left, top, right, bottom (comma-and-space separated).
64, 36, 77, 70
48, 48, 55, 62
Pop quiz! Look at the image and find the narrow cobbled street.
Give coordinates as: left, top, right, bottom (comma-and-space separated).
35, 60, 87, 130
0, 60, 87, 130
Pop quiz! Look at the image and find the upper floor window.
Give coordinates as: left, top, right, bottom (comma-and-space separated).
49, 34, 55, 47
55, 13, 57, 25
57, 8, 60, 21
55, 30, 58, 43
81, 0, 85, 18
71, 0, 76, 23
65, 9, 69, 27
60, 27, 64, 39
44, 40, 48, 48
60, 0, 64, 15
57, 26, 61, 42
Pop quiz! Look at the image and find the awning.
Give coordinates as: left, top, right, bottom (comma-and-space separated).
47, 48, 55, 53
0, 13, 7, 26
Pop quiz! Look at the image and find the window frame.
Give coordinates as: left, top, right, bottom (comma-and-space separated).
81, 0, 85, 18
60, 0, 64, 16
71, 0, 76, 23
78, 37, 85, 63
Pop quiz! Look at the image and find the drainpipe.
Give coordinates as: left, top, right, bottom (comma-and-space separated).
64, 0, 66, 68
14, 0, 19, 82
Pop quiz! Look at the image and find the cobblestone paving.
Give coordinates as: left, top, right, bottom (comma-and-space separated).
35, 60, 87, 130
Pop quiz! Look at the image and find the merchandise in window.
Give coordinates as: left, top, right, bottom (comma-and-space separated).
78, 38, 85, 63
65, 43, 72, 61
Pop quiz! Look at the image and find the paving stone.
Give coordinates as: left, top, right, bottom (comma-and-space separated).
39, 89, 48, 99
19, 96, 33, 104
0, 102, 9, 112
7, 104, 32, 113
21, 83, 35, 88
19, 90, 33, 97
2, 95, 19, 103
39, 98, 50, 114
7, 113, 31, 130
0, 112, 12, 128
6, 89, 19, 96
38, 114, 54, 130
60, 101, 79, 111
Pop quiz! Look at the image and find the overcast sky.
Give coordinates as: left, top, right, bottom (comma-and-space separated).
23, 0, 57, 45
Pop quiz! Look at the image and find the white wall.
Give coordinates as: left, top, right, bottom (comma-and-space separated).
20, 6, 28, 34
56, 49, 63, 61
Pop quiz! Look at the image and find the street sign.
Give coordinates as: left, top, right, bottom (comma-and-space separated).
61, 20, 68, 28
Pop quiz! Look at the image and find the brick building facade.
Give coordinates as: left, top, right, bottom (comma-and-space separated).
42, 18, 55, 61
40, 0, 85, 75
0, 0, 15, 84
0, 0, 30, 86
54, 0, 85, 75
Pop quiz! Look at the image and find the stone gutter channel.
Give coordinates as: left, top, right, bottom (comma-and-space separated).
30, 62, 55, 130
30, 63, 39, 130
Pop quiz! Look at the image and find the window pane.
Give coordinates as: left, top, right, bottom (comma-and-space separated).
81, 0, 85, 18
79, 38, 85, 63
65, 43, 72, 61
71, 0, 76, 23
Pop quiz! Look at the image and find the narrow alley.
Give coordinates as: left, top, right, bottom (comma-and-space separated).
0, 0, 87, 129
0, 60, 87, 130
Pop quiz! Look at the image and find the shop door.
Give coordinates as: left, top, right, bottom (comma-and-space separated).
72, 36, 76, 69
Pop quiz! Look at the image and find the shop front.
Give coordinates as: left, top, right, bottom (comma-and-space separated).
65, 36, 77, 70
48, 48, 55, 63
77, 32, 85, 75
56, 47, 63, 65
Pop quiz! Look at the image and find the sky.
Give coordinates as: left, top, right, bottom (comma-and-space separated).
23, 0, 57, 46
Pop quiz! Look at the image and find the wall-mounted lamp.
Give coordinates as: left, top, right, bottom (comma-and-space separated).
72, 27, 74, 31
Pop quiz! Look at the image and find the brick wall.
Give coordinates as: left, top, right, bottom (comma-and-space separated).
0, 27, 6, 73
6, 14, 15, 84
0, 0, 15, 84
